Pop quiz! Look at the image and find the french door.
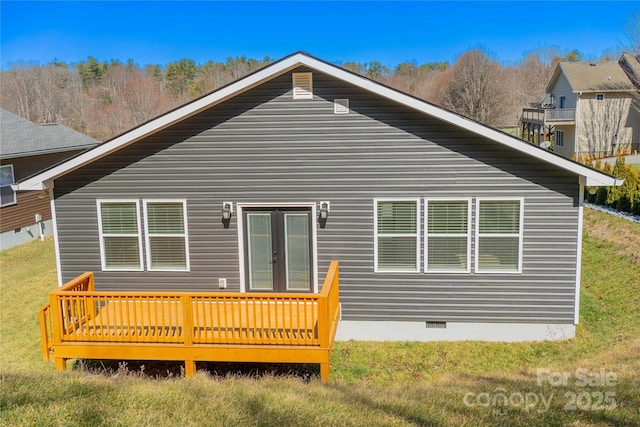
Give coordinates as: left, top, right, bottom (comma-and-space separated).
243, 208, 313, 292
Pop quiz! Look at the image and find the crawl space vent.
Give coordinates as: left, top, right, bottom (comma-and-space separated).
292, 72, 313, 99
425, 321, 447, 329
334, 99, 349, 114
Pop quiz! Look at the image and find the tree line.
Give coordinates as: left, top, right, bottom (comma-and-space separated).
0, 48, 607, 141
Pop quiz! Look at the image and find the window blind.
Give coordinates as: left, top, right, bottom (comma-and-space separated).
145, 202, 188, 270
477, 200, 521, 272
426, 200, 469, 271
99, 201, 141, 269
376, 200, 418, 271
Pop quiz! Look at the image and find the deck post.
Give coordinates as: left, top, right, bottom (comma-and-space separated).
181, 295, 193, 346
185, 360, 196, 377
320, 362, 330, 383
87, 273, 95, 291
48, 292, 62, 350
54, 358, 67, 372
38, 307, 51, 362
317, 295, 329, 350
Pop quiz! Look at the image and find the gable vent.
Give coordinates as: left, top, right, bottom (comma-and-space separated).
292, 72, 313, 99
334, 98, 349, 114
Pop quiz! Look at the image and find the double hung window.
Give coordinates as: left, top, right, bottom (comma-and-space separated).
144, 201, 189, 271
98, 199, 189, 271
374, 198, 523, 274
374, 199, 420, 272
98, 200, 143, 270
425, 200, 471, 272
476, 199, 523, 273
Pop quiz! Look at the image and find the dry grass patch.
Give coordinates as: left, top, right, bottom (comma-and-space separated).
583, 208, 640, 264
1, 210, 639, 426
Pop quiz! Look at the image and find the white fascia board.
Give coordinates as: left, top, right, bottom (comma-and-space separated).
15, 55, 305, 191
297, 56, 621, 188
15, 52, 620, 190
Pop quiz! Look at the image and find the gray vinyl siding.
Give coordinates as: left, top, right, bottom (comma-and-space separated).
54, 66, 581, 324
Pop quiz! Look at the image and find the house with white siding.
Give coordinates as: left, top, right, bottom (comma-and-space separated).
19, 52, 621, 344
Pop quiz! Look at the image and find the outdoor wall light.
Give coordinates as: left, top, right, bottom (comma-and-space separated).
318, 201, 330, 228
222, 201, 233, 228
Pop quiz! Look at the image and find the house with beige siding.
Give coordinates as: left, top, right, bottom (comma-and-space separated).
0, 109, 99, 250
18, 53, 621, 344
522, 54, 640, 161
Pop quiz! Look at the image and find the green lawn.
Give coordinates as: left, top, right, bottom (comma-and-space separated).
1, 210, 639, 426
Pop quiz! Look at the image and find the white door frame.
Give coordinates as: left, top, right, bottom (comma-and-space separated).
237, 202, 319, 293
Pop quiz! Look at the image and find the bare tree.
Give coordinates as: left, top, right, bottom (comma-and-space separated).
623, 11, 640, 54
441, 49, 508, 127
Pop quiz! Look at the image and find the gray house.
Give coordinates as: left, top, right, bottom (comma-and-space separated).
18, 53, 620, 342
1, 108, 99, 250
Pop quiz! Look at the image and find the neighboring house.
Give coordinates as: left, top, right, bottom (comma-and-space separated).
18, 52, 621, 342
521, 54, 640, 161
1, 109, 99, 250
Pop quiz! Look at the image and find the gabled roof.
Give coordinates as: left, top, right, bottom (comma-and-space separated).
16, 52, 620, 190
1, 109, 99, 159
546, 60, 637, 94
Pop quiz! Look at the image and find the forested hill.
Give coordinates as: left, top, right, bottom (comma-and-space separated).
0, 49, 587, 141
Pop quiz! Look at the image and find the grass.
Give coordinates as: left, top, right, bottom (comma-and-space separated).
1, 209, 639, 426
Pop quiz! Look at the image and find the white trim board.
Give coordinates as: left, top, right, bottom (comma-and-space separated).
335, 320, 576, 342
16, 52, 621, 191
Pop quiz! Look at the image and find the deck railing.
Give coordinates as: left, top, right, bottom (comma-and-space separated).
522, 108, 576, 124
39, 262, 340, 381
545, 108, 575, 122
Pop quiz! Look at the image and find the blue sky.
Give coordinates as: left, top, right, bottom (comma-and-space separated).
1, 1, 637, 69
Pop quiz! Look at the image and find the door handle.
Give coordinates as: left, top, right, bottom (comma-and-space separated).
271, 251, 277, 264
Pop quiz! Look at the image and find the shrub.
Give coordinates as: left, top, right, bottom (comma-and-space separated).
588, 157, 640, 214
595, 186, 609, 205
616, 195, 632, 212
632, 193, 640, 215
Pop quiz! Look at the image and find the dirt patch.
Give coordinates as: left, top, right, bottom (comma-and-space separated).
583, 209, 640, 265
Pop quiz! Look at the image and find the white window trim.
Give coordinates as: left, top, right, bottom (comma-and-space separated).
556, 130, 564, 147
0, 164, 17, 207
236, 202, 318, 293
374, 198, 421, 273
475, 197, 524, 274
596, 93, 605, 101
143, 199, 190, 272
97, 199, 144, 272
424, 198, 471, 273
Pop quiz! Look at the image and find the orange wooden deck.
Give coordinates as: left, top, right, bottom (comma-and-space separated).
39, 262, 340, 382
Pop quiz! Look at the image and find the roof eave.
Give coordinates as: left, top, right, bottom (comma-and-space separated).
16, 52, 623, 192
1, 144, 99, 160
16, 54, 307, 191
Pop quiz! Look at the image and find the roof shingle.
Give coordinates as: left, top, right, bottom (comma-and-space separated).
558, 61, 636, 92
0, 108, 99, 159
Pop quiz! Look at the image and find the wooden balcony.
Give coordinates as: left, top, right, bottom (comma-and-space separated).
39, 262, 340, 382
522, 108, 576, 124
